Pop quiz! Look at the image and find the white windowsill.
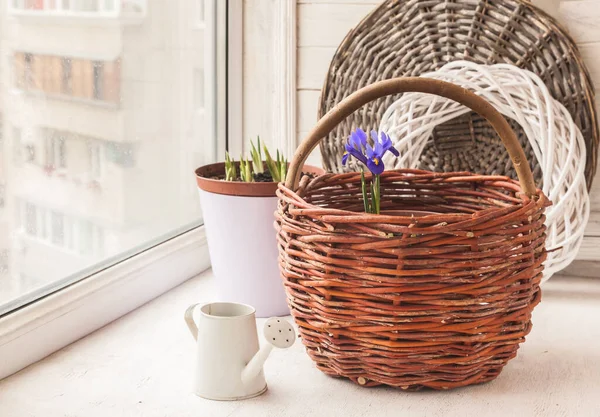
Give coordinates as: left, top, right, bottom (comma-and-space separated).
0, 226, 210, 380
0, 271, 598, 416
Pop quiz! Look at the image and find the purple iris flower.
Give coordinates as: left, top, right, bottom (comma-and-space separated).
342, 129, 399, 175
342, 128, 368, 166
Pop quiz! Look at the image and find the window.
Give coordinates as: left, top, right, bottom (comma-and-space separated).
50, 211, 65, 246
12, 127, 22, 163
15, 53, 120, 105
87, 140, 103, 179
103, 0, 115, 11
10, 0, 146, 18
0, 0, 224, 316
24, 203, 38, 236
23, 53, 34, 89
45, 133, 67, 170
62, 58, 72, 95
92, 61, 104, 100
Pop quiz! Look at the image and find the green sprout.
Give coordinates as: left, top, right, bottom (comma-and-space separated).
264, 145, 287, 182
223, 138, 287, 183
250, 136, 264, 174
239, 156, 253, 183
225, 151, 237, 181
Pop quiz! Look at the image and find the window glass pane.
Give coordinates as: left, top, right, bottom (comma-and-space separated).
0, 0, 221, 313
50, 211, 65, 246
24, 203, 37, 236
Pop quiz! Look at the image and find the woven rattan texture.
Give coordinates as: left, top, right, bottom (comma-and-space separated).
379, 61, 590, 280
276, 170, 549, 390
318, 0, 598, 189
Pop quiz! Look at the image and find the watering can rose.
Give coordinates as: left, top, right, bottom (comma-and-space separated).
342, 128, 399, 214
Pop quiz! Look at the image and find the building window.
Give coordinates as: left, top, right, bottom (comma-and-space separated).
106, 142, 135, 167
93, 61, 104, 100
62, 58, 72, 95
26, 0, 44, 10
46, 132, 67, 170
87, 140, 103, 179
51, 211, 65, 246
38, 207, 48, 240
78, 220, 93, 256
74, 0, 99, 12
15, 53, 120, 104
103, 0, 115, 11
12, 127, 22, 163
24, 53, 34, 89
24, 203, 38, 236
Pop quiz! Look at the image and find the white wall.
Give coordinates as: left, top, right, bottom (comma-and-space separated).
294, 0, 600, 261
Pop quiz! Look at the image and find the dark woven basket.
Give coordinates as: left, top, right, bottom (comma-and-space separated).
277, 78, 550, 390
318, 0, 598, 190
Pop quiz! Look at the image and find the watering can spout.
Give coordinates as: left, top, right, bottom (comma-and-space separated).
241, 317, 296, 386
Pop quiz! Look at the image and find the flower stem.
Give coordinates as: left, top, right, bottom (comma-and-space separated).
373, 175, 381, 214
361, 169, 370, 213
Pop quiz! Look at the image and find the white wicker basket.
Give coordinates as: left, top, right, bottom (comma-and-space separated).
380, 61, 590, 280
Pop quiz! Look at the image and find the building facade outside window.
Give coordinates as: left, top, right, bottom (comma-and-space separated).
0, 0, 217, 313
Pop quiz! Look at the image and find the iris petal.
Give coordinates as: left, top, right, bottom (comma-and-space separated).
365, 143, 375, 159
367, 158, 385, 175
370, 130, 378, 144
342, 152, 349, 165
348, 133, 359, 150
348, 146, 368, 165
355, 128, 368, 147
381, 132, 392, 149
374, 137, 383, 156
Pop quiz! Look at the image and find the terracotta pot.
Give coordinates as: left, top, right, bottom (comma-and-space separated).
195, 162, 323, 197
195, 162, 324, 317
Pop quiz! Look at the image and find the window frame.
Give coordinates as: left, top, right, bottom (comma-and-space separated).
0, 0, 238, 380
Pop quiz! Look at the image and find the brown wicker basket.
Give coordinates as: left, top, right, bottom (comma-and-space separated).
277, 78, 550, 390
318, 0, 598, 190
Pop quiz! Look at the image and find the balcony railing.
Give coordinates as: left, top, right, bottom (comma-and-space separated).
8, 0, 146, 21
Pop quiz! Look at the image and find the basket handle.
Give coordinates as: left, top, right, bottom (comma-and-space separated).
285, 77, 537, 196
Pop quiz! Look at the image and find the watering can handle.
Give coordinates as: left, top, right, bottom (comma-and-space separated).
184, 303, 200, 341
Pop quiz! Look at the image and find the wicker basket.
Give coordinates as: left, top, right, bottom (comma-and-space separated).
277, 78, 550, 390
318, 0, 598, 190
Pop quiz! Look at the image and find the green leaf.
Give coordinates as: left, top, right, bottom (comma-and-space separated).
373, 175, 381, 214
225, 151, 237, 181
280, 157, 288, 181
250, 137, 264, 174
263, 144, 280, 182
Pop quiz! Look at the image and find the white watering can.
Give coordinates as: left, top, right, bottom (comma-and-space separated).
184, 302, 296, 401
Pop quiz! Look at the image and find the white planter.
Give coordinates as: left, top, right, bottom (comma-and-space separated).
196, 188, 288, 317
